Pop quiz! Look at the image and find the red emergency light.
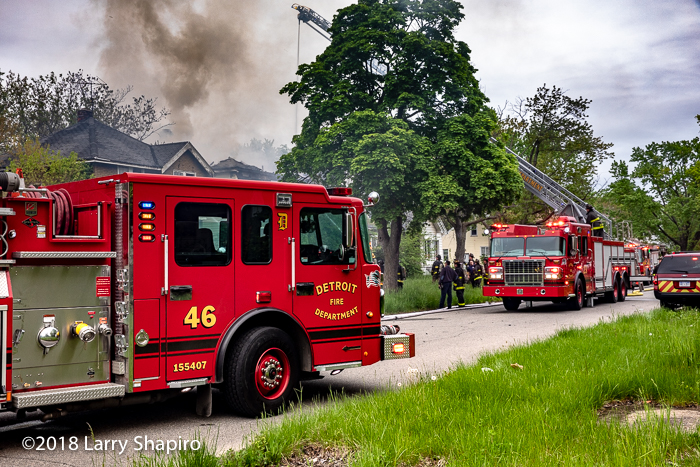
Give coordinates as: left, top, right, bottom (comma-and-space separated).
328, 187, 352, 196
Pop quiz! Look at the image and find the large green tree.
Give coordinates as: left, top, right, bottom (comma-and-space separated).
279, 0, 497, 289
604, 137, 700, 251
422, 110, 522, 263
8, 138, 93, 186
0, 70, 171, 141
495, 85, 613, 224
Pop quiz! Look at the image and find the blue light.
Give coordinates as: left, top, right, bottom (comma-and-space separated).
139, 201, 155, 210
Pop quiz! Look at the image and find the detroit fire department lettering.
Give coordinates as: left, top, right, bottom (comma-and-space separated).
315, 306, 358, 320
315, 281, 357, 295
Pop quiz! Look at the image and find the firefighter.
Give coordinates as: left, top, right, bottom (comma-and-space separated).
453, 260, 467, 306
586, 204, 604, 238
466, 259, 477, 287
474, 259, 484, 287
431, 255, 443, 283
439, 260, 458, 309
397, 263, 406, 289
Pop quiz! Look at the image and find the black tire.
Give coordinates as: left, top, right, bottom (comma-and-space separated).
618, 278, 627, 302
605, 279, 619, 303
502, 297, 521, 311
569, 280, 584, 310
224, 326, 299, 417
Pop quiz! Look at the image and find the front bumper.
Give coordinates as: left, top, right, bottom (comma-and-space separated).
381, 333, 415, 360
483, 285, 572, 299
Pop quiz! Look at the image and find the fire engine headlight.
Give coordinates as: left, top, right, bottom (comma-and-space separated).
489, 267, 503, 280
544, 267, 563, 280
72, 321, 96, 343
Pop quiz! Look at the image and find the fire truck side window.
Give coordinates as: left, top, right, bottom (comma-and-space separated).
299, 208, 354, 265
174, 202, 231, 267
241, 205, 272, 264
359, 212, 372, 263
580, 236, 588, 255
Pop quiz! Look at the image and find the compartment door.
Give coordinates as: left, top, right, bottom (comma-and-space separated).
165, 197, 234, 382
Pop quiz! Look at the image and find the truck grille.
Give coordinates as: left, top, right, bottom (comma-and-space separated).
504, 259, 544, 286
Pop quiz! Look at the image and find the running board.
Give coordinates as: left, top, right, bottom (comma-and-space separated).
13, 383, 125, 409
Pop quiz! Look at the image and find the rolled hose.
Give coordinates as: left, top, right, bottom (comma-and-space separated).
0, 172, 20, 192
22, 186, 74, 235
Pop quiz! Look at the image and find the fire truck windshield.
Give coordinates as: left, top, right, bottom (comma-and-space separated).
490, 237, 524, 257
525, 237, 566, 256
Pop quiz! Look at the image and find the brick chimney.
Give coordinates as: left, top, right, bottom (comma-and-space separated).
77, 109, 93, 122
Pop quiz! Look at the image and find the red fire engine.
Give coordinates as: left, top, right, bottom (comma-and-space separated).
0, 172, 414, 420
483, 217, 637, 310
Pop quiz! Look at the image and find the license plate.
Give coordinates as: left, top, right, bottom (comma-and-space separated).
679, 281, 691, 287
517, 289, 523, 295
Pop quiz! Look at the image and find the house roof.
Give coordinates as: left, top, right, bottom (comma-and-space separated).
41, 117, 214, 175
211, 157, 277, 181
42, 116, 157, 168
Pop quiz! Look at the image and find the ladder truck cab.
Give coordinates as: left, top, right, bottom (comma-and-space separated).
0, 172, 414, 421
484, 217, 634, 311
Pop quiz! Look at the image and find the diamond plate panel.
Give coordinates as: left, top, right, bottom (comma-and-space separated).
12, 251, 116, 259
13, 383, 125, 409
0, 271, 8, 298
381, 334, 413, 360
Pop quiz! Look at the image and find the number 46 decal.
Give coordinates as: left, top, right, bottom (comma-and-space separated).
184, 305, 216, 329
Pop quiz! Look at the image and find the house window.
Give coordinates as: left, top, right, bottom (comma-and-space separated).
442, 249, 449, 261
480, 246, 490, 257
174, 170, 197, 177
470, 226, 478, 237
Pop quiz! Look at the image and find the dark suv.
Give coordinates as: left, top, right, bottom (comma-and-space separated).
654, 252, 700, 308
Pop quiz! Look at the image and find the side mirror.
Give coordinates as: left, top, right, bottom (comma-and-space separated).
344, 211, 354, 248
365, 191, 380, 207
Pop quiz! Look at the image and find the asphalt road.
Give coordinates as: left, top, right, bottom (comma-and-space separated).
0, 291, 661, 466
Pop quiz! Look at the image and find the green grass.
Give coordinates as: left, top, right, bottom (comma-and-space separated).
223, 307, 700, 466
385, 274, 497, 315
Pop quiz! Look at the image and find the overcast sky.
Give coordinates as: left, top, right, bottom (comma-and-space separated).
1, 0, 699, 183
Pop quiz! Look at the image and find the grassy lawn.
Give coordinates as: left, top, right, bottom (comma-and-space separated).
211, 307, 700, 466
385, 274, 497, 315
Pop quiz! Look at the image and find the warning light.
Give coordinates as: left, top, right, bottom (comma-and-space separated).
328, 187, 352, 196
139, 234, 156, 242
139, 201, 155, 210
694, 258, 698, 261
256, 291, 272, 303
392, 343, 405, 354
139, 212, 155, 221
139, 223, 156, 232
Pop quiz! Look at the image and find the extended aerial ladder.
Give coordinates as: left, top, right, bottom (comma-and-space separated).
292, 4, 387, 75
493, 139, 613, 238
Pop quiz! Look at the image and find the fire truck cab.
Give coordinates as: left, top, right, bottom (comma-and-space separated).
0, 172, 414, 420
484, 217, 634, 311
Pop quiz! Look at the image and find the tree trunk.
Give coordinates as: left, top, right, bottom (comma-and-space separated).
453, 216, 467, 263
378, 216, 403, 291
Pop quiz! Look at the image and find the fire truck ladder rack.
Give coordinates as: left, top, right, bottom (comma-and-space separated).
494, 139, 614, 239
292, 4, 387, 76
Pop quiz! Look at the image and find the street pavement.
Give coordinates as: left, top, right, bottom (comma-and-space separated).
0, 290, 661, 466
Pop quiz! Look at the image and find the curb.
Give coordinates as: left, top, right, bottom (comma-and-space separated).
383, 301, 503, 320
383, 286, 657, 321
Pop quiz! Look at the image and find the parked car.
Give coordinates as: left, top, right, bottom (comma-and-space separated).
653, 252, 700, 308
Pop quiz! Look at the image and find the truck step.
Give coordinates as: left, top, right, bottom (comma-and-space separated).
12, 383, 125, 409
